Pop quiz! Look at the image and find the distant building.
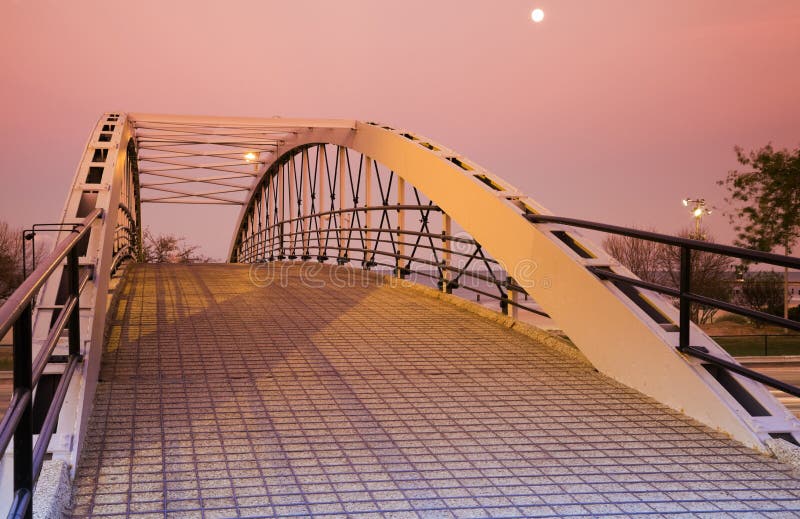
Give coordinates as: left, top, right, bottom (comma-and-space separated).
730, 271, 800, 306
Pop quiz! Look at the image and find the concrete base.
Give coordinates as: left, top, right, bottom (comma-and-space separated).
767, 438, 800, 475
34, 460, 71, 519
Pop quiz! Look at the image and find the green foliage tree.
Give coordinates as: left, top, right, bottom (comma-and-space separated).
719, 144, 800, 319
720, 144, 800, 253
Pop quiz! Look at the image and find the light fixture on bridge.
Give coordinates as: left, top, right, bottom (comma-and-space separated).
244, 152, 257, 162
531, 8, 544, 22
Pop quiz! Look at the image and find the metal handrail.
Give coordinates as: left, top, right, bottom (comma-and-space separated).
239, 224, 539, 317
527, 214, 800, 269
526, 213, 800, 400
0, 209, 102, 339
0, 208, 102, 519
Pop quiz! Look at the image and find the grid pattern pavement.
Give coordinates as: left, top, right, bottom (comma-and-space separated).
71, 263, 800, 518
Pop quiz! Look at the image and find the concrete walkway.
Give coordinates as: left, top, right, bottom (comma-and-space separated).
71, 264, 800, 518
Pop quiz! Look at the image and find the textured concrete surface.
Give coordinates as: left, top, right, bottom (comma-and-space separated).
34, 460, 71, 519
72, 263, 800, 518
766, 439, 800, 476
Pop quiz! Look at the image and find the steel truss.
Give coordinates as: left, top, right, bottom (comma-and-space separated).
231, 144, 543, 317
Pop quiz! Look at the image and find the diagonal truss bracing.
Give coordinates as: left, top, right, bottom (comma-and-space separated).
129, 114, 354, 205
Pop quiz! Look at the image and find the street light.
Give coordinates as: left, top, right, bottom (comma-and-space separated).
682, 198, 712, 238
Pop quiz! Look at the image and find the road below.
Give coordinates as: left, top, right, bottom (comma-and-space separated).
738, 357, 800, 418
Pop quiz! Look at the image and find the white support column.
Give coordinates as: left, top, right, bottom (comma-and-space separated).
318, 145, 327, 260
442, 213, 451, 292
364, 157, 372, 267
396, 176, 406, 277
246, 211, 253, 261
259, 186, 272, 261
508, 276, 519, 319
288, 156, 297, 259
266, 180, 274, 260
278, 163, 285, 259
301, 148, 310, 259
338, 146, 347, 262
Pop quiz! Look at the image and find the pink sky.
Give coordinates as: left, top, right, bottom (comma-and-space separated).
1, 0, 799, 259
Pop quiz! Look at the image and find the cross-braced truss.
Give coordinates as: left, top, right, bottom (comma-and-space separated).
232, 143, 544, 316
130, 116, 353, 205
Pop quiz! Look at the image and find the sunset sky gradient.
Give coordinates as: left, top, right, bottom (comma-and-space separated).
1, 0, 798, 259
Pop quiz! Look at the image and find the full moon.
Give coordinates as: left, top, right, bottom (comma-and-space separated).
531, 8, 544, 23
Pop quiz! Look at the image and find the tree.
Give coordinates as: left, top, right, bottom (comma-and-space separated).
658, 227, 734, 324
740, 271, 783, 326
602, 228, 664, 283
143, 229, 210, 263
0, 221, 23, 301
719, 144, 800, 319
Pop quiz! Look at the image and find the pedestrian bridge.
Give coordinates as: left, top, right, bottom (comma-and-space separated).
1, 113, 799, 518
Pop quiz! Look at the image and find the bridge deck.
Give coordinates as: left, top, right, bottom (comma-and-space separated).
72, 264, 800, 518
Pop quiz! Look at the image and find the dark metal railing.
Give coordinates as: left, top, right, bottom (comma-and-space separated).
0, 208, 102, 519
236, 205, 547, 318
526, 213, 800, 399
711, 334, 800, 357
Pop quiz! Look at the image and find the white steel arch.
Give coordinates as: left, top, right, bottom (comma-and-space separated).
218, 115, 799, 451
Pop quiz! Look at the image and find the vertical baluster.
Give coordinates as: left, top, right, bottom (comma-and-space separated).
338, 147, 347, 263
13, 302, 33, 519
679, 247, 691, 350
318, 146, 328, 261
288, 157, 297, 259
67, 248, 80, 357
301, 148, 311, 260
396, 177, 406, 278
441, 214, 451, 293
363, 157, 373, 267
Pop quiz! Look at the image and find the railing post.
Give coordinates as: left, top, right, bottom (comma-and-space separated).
363, 157, 373, 268
338, 146, 347, 264
301, 148, 311, 260
288, 157, 297, 260
67, 247, 80, 357
441, 214, 451, 293
507, 276, 519, 320
679, 246, 691, 350
764, 335, 768, 357
13, 302, 33, 519
21, 231, 29, 279
278, 163, 286, 260
318, 145, 328, 262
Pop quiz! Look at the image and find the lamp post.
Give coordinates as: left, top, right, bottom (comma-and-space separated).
682, 198, 712, 239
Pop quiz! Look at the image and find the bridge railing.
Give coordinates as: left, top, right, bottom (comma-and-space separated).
0, 209, 102, 519
526, 214, 800, 401
236, 204, 547, 317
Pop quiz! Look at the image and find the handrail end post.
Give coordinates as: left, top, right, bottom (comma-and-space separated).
679, 246, 691, 350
